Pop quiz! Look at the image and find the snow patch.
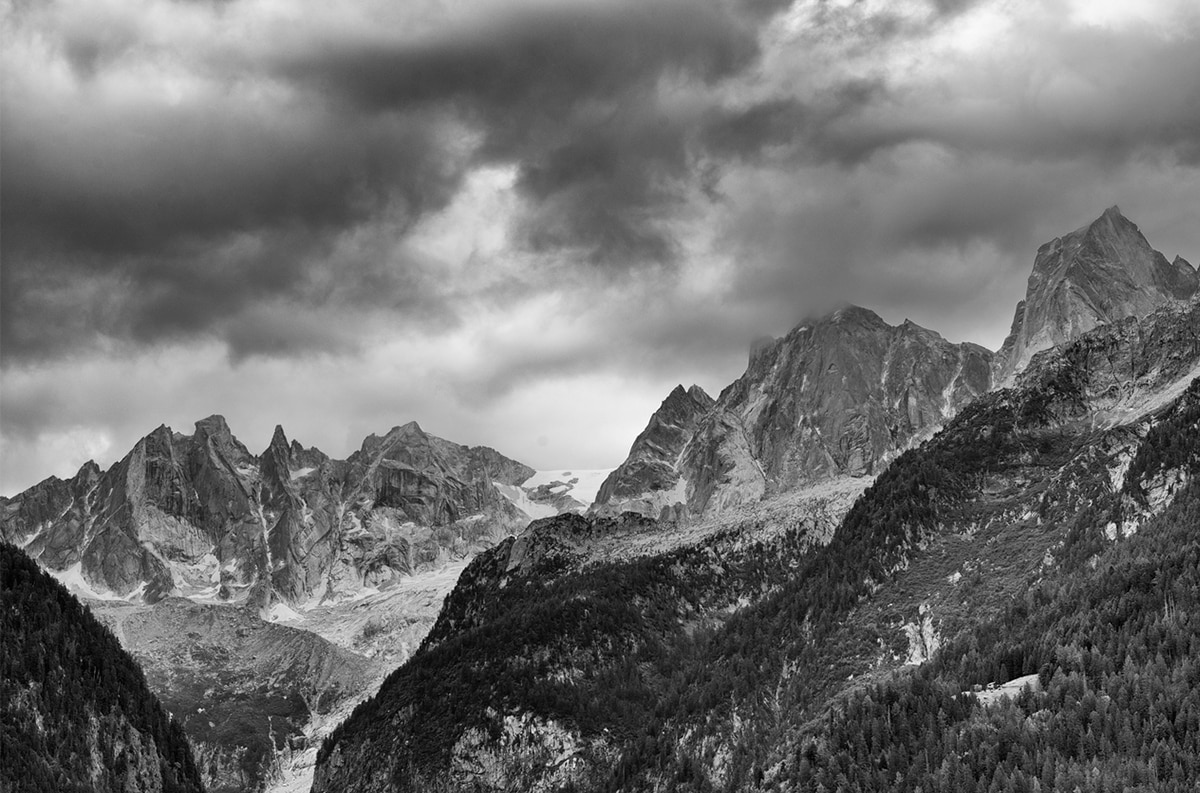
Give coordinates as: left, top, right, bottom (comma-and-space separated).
49, 563, 130, 602
266, 602, 304, 623
494, 482, 560, 520
290, 467, 316, 480
522, 468, 614, 508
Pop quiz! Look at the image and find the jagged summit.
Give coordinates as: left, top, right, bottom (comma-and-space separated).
1, 414, 533, 607
994, 206, 1197, 383
591, 382, 715, 519
665, 383, 714, 406
789, 304, 888, 333
594, 308, 992, 519
194, 413, 233, 433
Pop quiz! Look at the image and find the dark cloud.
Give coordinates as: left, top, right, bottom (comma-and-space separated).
2, 108, 455, 258
276, 0, 762, 266
280, 2, 757, 115
1, 0, 775, 363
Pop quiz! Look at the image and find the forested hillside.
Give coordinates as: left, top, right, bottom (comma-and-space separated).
791, 382, 1200, 792
1, 543, 204, 793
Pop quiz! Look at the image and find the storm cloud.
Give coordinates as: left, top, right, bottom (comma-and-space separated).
3, 0, 1200, 493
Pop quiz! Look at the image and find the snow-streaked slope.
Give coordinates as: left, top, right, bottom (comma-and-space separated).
50, 562, 142, 602
522, 468, 614, 509
493, 483, 561, 520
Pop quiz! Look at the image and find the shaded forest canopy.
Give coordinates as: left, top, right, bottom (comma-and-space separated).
1, 543, 203, 793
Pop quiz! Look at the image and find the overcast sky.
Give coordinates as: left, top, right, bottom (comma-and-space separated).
3, 0, 1199, 494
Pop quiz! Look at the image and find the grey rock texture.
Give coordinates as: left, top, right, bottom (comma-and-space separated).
593, 308, 992, 519
994, 205, 1197, 383
1, 417, 532, 607
592, 384, 714, 518
93, 597, 372, 793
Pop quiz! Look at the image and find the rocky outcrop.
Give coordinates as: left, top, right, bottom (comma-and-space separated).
596, 308, 992, 520
1, 417, 533, 608
591, 384, 714, 518
994, 206, 1198, 383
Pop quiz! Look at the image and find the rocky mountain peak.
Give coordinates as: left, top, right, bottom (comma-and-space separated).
4, 413, 534, 610
827, 304, 887, 327
686, 384, 715, 407
599, 306, 993, 520
194, 413, 233, 436
664, 383, 713, 411
591, 381, 718, 518
260, 424, 296, 505
142, 423, 175, 450
378, 420, 426, 446
268, 423, 290, 450
354, 421, 426, 464
1172, 254, 1197, 282
994, 206, 1197, 383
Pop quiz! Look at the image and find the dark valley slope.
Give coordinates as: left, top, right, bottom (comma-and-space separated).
1, 543, 204, 793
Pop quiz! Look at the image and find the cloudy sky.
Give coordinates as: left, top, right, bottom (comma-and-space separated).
2, 0, 1199, 494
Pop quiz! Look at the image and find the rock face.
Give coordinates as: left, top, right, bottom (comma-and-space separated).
994, 205, 1197, 383
92, 597, 373, 793
1, 543, 204, 793
593, 308, 992, 519
1, 418, 533, 608
595, 208, 1196, 522
592, 384, 714, 519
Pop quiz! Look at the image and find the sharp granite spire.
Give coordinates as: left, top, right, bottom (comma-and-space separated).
994, 206, 1198, 383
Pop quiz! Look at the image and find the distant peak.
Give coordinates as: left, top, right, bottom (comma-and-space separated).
75, 460, 101, 479
378, 420, 423, 436
661, 384, 711, 411
897, 316, 936, 334
1086, 205, 1139, 236
686, 384, 713, 406
143, 424, 174, 444
194, 415, 232, 435
824, 304, 885, 326
269, 424, 290, 449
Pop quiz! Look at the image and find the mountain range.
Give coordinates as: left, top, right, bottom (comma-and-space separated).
4, 206, 1199, 793
311, 206, 1200, 792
